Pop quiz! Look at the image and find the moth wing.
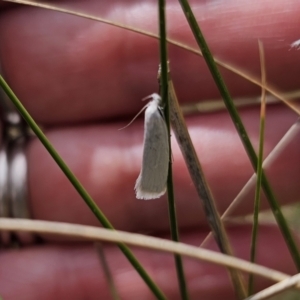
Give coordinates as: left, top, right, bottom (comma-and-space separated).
135, 109, 169, 200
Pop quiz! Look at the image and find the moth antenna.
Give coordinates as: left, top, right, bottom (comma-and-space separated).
142, 94, 155, 102
118, 102, 148, 130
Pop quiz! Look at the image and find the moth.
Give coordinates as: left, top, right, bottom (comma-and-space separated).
135, 93, 169, 200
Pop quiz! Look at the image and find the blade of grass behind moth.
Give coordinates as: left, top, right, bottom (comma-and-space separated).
177, 0, 300, 271
181, 90, 300, 115
0, 75, 167, 300
95, 242, 121, 300
200, 117, 300, 248
246, 273, 300, 300
5, 0, 300, 116
248, 40, 267, 296
168, 77, 247, 299
158, 1, 189, 299
0, 218, 294, 284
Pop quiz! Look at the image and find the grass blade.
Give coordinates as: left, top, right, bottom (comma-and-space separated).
4, 0, 300, 116
248, 41, 267, 295
177, 0, 300, 271
246, 273, 300, 300
200, 118, 300, 248
95, 242, 121, 300
158, 0, 189, 299
0, 75, 167, 300
168, 77, 247, 299
0, 217, 293, 283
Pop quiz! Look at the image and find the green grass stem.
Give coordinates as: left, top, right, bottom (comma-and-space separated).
0, 75, 167, 300
177, 0, 300, 271
158, 1, 189, 299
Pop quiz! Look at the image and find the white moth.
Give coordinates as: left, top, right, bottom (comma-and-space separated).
135, 93, 169, 200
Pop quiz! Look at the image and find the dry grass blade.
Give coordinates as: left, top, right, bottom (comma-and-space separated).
0, 217, 292, 283
181, 90, 300, 115
248, 40, 268, 295
95, 242, 121, 300
168, 77, 246, 297
213, 60, 300, 116
246, 273, 300, 300
3, 0, 300, 115
200, 117, 300, 248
